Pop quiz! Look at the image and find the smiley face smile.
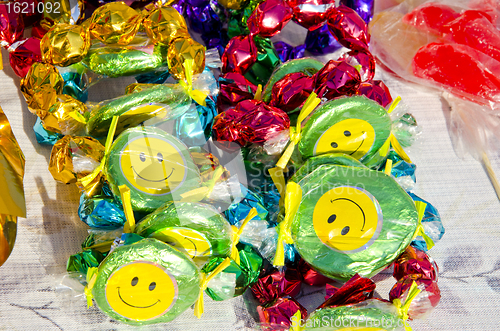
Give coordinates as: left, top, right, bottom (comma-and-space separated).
117, 287, 160, 309
131, 166, 174, 182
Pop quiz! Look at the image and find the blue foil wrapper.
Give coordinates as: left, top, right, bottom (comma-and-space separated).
174, 96, 217, 147
285, 243, 300, 264
305, 24, 343, 54
61, 71, 88, 103
274, 41, 293, 62
186, 1, 223, 35
339, 0, 374, 23
135, 68, 170, 84
225, 185, 268, 225
185, 0, 209, 8
290, 44, 306, 60
386, 151, 417, 183
262, 182, 280, 225
409, 193, 445, 251
78, 183, 126, 229
33, 117, 63, 146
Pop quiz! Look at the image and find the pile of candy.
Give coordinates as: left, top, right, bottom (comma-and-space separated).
2, 0, 446, 329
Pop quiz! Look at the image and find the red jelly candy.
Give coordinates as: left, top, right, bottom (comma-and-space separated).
269, 72, 315, 112
222, 35, 258, 75
402, 2, 459, 35
9, 37, 42, 78
287, 0, 335, 31
413, 42, 500, 102
247, 0, 293, 38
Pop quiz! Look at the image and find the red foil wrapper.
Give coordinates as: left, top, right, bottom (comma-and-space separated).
270, 72, 315, 112
318, 274, 375, 309
31, 22, 47, 39
0, 3, 24, 46
222, 35, 258, 75
327, 5, 369, 51
393, 246, 438, 282
357, 80, 392, 107
340, 48, 375, 82
258, 297, 307, 331
212, 99, 290, 147
218, 72, 258, 109
251, 268, 302, 304
9, 37, 42, 78
313, 60, 361, 99
298, 259, 333, 286
288, 0, 335, 31
247, 0, 293, 37
389, 275, 441, 320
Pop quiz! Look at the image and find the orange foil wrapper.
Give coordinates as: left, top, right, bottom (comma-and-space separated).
89, 2, 142, 45
41, 23, 91, 67
143, 6, 190, 45
0, 106, 26, 266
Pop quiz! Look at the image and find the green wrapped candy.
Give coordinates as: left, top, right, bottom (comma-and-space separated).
244, 36, 281, 86
303, 300, 405, 330
92, 238, 200, 325
262, 58, 324, 103
135, 201, 233, 266
86, 83, 191, 137
299, 96, 392, 168
105, 127, 201, 213
82, 43, 168, 78
289, 155, 418, 281
202, 243, 262, 301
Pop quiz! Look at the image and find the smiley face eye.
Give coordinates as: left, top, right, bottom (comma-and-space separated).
139, 152, 146, 162
327, 214, 337, 223
331, 142, 338, 148
156, 152, 163, 163
344, 130, 351, 137
341, 226, 350, 235
131, 277, 139, 286
149, 282, 156, 291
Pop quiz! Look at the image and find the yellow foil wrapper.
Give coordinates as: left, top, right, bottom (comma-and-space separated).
49, 136, 105, 184
143, 6, 189, 45
43, 94, 88, 135
40, 0, 84, 31
167, 37, 205, 81
89, 2, 142, 45
217, 0, 245, 10
20, 63, 64, 115
0, 106, 26, 267
41, 23, 91, 67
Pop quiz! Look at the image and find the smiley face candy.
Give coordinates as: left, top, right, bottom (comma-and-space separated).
105, 127, 201, 212
299, 96, 392, 167
92, 238, 200, 325
289, 155, 418, 281
135, 202, 233, 267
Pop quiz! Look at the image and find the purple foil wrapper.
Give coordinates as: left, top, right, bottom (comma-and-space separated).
186, 2, 223, 35
357, 80, 392, 107
339, 0, 375, 23
313, 59, 361, 99
274, 41, 293, 62
305, 23, 343, 54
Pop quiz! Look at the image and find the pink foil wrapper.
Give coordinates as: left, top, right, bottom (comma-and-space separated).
247, 0, 293, 37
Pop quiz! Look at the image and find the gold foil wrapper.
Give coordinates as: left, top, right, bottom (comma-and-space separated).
41, 23, 91, 67
89, 2, 143, 45
167, 37, 205, 80
0, 106, 26, 266
217, 0, 245, 10
143, 6, 190, 45
20, 62, 64, 115
49, 136, 105, 184
40, 0, 84, 31
43, 94, 88, 135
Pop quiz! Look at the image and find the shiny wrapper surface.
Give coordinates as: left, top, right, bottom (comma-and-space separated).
44, 94, 88, 135
105, 127, 201, 212
82, 43, 167, 78
327, 5, 369, 51
0, 107, 26, 266
298, 259, 333, 286
186, 1, 223, 35
0, 3, 24, 46
319, 274, 375, 309
78, 183, 126, 229
20, 62, 64, 115
86, 83, 190, 137
8, 37, 42, 78
225, 185, 268, 225
258, 297, 307, 331
408, 193, 444, 251
218, 72, 258, 108
244, 36, 281, 86
288, 0, 335, 31
167, 37, 205, 81
92, 238, 201, 325
144, 6, 189, 45
49, 135, 105, 184
247, 0, 293, 37
314, 60, 361, 99
358, 80, 392, 107
269, 72, 314, 113
299, 96, 391, 163
40, 23, 90, 67
67, 249, 105, 275
251, 268, 302, 304
218, 0, 245, 10
393, 246, 438, 282
33, 117, 63, 146
305, 24, 342, 55
89, 2, 142, 45
339, 0, 374, 23
41, 0, 82, 30
135, 201, 232, 265
290, 158, 418, 281
222, 34, 258, 74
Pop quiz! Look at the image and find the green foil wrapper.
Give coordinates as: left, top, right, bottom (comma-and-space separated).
67, 249, 106, 275
262, 58, 324, 103
135, 201, 233, 266
299, 96, 392, 167
86, 83, 191, 137
105, 127, 201, 213
92, 238, 200, 325
244, 36, 281, 86
202, 243, 263, 301
290, 156, 418, 281
304, 300, 404, 330
82, 43, 168, 78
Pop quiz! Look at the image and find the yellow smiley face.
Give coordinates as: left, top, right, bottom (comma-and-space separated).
314, 119, 376, 159
119, 135, 187, 195
149, 227, 212, 264
312, 186, 382, 253
105, 261, 178, 321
